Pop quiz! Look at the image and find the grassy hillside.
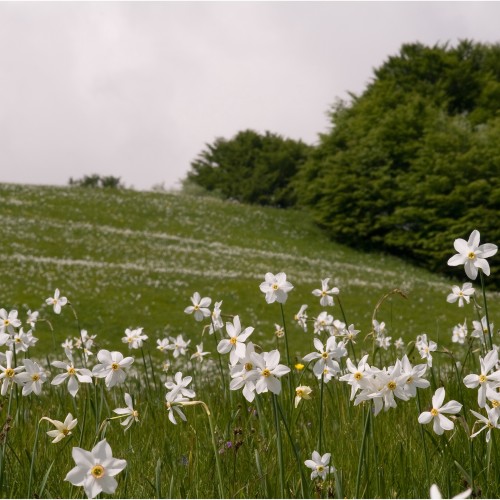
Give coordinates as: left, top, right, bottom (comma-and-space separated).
1, 183, 496, 358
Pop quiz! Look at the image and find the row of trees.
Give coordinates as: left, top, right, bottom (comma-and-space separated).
186, 40, 500, 285
68, 174, 124, 189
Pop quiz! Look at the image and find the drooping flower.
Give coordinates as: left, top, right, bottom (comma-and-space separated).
447, 230, 498, 280
165, 391, 190, 425
42, 413, 78, 443
113, 393, 139, 431
92, 350, 134, 389
471, 316, 493, 345
470, 404, 500, 443
418, 387, 462, 435
184, 292, 211, 321
294, 304, 308, 332
447, 283, 475, 307
259, 272, 293, 304
65, 439, 127, 499
304, 450, 336, 481
294, 386, 312, 408
46, 288, 68, 314
312, 278, 339, 307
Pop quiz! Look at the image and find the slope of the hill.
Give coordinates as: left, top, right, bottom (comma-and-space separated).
1, 183, 496, 357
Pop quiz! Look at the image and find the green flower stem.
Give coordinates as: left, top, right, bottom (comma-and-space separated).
337, 295, 358, 364
355, 404, 371, 499
479, 270, 494, 351
27, 418, 41, 498
140, 346, 152, 397
272, 393, 286, 498
280, 303, 295, 408
318, 374, 325, 455
415, 391, 430, 488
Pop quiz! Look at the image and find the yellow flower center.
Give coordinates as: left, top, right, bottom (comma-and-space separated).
3, 320, 9, 326
321, 291, 327, 296
468, 251, 476, 260
407, 376, 414, 384
31, 374, 40, 381
321, 352, 329, 359
111, 363, 120, 371
431, 408, 439, 417
354, 372, 362, 381
387, 381, 397, 391
91, 464, 105, 479
230, 337, 237, 345
194, 305, 199, 310
5, 368, 14, 378
62, 428, 70, 435
272, 284, 279, 290
68, 367, 76, 375
317, 465, 324, 472
492, 400, 500, 408
244, 363, 253, 371
479, 374, 487, 383
296, 389, 304, 397
132, 410, 139, 418
262, 368, 271, 377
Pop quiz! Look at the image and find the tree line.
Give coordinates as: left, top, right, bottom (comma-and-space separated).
187, 40, 500, 286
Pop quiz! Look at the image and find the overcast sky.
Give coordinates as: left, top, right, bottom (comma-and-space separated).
1, 1, 500, 191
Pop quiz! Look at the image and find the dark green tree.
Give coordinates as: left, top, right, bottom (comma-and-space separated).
295, 40, 500, 285
187, 130, 311, 207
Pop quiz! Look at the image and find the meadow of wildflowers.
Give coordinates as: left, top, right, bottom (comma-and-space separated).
1, 183, 500, 498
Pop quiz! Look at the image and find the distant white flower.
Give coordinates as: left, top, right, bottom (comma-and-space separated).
209, 300, 224, 334
184, 292, 211, 321
165, 371, 196, 399
394, 337, 405, 350
471, 316, 493, 345
61, 338, 74, 352
65, 439, 127, 499
274, 324, 285, 338
416, 334, 437, 367
217, 315, 254, 365
304, 451, 336, 481
46, 288, 68, 314
7, 327, 38, 353
418, 387, 462, 435
26, 310, 39, 328
259, 272, 293, 304
0, 309, 22, 335
313, 311, 334, 335
452, 321, 468, 344
447, 230, 497, 280
302, 337, 345, 380
168, 334, 190, 358
294, 386, 312, 408
92, 350, 134, 388
190, 343, 210, 363
121, 327, 148, 349
113, 393, 139, 431
447, 283, 475, 307
18, 358, 47, 396
156, 337, 170, 353
376, 335, 392, 350
312, 278, 339, 307
372, 319, 386, 337
42, 413, 78, 443
294, 304, 308, 332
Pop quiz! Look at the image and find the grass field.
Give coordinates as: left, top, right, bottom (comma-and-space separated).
0, 182, 499, 498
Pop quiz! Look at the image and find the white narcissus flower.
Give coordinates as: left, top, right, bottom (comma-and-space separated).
164, 371, 196, 399
463, 349, 500, 408
209, 300, 224, 334
165, 391, 190, 425
294, 386, 312, 408
51, 352, 93, 398
259, 272, 293, 304
430, 484, 471, 499
400, 355, 430, 398
447, 283, 475, 307
0, 308, 22, 335
250, 349, 290, 395
45, 288, 68, 314
92, 350, 134, 389
184, 292, 211, 322
121, 327, 148, 350
190, 343, 210, 363
304, 450, 336, 481
0, 350, 25, 395
471, 316, 493, 345
113, 393, 139, 431
416, 333, 437, 367
294, 304, 308, 332
65, 439, 127, 499
229, 342, 258, 403
470, 404, 500, 443
18, 358, 47, 396
339, 354, 370, 400
447, 230, 498, 280
169, 334, 190, 358
418, 387, 462, 435
42, 413, 78, 443
312, 278, 339, 307
217, 315, 254, 365
26, 309, 39, 328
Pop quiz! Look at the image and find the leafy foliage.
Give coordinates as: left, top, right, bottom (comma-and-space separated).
187, 129, 311, 207
69, 174, 124, 189
295, 40, 500, 285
